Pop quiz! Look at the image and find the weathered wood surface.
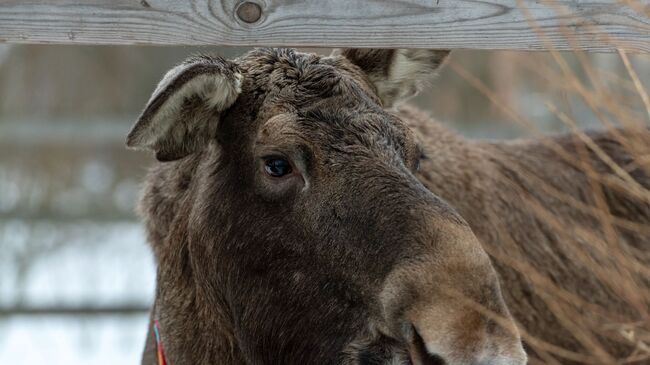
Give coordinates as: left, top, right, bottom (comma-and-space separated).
0, 0, 649, 52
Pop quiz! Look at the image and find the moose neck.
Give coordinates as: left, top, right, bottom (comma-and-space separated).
140, 161, 246, 365
144, 243, 245, 365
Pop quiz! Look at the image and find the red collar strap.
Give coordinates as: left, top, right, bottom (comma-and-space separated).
153, 320, 168, 365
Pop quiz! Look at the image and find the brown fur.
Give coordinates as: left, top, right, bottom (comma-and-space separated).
129, 48, 649, 365
402, 106, 650, 362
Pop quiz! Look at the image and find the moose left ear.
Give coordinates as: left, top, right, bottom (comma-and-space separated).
333, 49, 450, 108
126, 55, 242, 161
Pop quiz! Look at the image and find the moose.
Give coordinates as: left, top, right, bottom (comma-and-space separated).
127, 48, 650, 365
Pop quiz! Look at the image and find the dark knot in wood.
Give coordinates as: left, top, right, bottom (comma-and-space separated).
236, 1, 262, 24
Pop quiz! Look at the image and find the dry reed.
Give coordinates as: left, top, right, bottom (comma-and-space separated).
443, 2, 650, 363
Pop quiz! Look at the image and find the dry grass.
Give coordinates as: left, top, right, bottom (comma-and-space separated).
443, 2, 650, 363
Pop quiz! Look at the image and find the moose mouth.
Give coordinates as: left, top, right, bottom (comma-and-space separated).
407, 327, 446, 365
350, 326, 446, 365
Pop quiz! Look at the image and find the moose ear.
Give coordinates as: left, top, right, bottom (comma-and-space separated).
334, 49, 450, 108
126, 55, 242, 161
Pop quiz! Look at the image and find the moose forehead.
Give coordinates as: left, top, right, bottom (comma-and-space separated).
237, 49, 383, 112
237, 49, 417, 156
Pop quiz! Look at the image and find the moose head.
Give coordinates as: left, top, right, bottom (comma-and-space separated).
127, 48, 526, 365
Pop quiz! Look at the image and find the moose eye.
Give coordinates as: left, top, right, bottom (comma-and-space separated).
264, 157, 293, 177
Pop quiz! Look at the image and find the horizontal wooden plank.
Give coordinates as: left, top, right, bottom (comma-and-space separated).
0, 0, 649, 52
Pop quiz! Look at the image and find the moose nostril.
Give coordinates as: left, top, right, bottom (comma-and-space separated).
408, 326, 446, 365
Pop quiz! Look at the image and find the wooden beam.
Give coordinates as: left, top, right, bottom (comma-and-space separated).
0, 0, 648, 52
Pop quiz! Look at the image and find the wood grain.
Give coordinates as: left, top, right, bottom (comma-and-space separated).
0, 0, 648, 52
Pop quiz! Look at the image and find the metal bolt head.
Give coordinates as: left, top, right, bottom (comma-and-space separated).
236, 1, 262, 24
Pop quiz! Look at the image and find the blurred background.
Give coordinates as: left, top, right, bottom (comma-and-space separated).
0, 45, 648, 364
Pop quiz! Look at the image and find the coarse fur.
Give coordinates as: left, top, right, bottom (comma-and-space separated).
128, 48, 650, 365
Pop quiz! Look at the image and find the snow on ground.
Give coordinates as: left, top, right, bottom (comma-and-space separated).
0, 315, 149, 365
0, 221, 155, 364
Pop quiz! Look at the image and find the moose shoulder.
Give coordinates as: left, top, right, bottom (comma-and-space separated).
127, 48, 650, 365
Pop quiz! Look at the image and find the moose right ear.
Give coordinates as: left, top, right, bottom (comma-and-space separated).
333, 49, 450, 108
126, 55, 242, 161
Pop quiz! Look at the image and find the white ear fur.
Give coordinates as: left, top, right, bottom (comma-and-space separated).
375, 49, 444, 104
127, 55, 242, 161
336, 49, 450, 107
